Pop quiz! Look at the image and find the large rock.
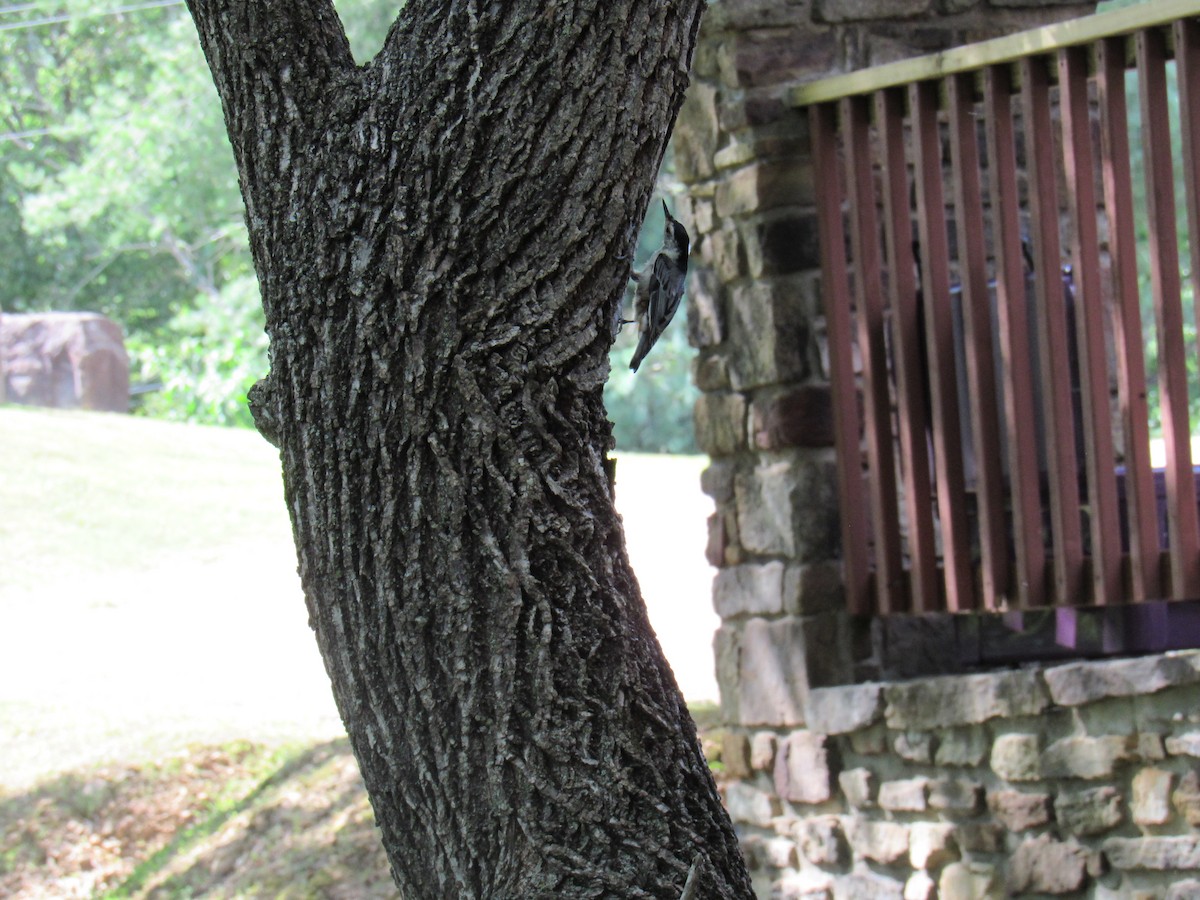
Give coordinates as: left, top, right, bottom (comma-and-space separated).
885, 669, 1049, 730
1101, 835, 1200, 870
1040, 734, 1137, 780
1054, 786, 1125, 836
713, 562, 786, 619
990, 734, 1042, 782
1131, 767, 1173, 825
1044, 654, 1200, 706
719, 617, 841, 726
724, 280, 811, 390
722, 779, 780, 827
1006, 834, 1089, 894
774, 730, 834, 804
674, 81, 720, 183
734, 452, 839, 560
987, 789, 1051, 831
715, 31, 835, 90
693, 391, 747, 457
750, 384, 834, 451
846, 816, 910, 864
2, 312, 129, 412
806, 682, 881, 735
1172, 769, 1200, 826
796, 815, 846, 866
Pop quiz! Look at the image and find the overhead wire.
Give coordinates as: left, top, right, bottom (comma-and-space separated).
0, 3, 49, 16
0, 0, 196, 143
0, 0, 184, 33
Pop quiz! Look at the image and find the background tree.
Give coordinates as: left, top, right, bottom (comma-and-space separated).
1, 2, 255, 421
184, 2, 751, 897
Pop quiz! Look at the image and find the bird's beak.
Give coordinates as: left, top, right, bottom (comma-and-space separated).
662, 199, 671, 220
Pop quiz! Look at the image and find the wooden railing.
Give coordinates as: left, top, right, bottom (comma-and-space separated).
796, 0, 1200, 619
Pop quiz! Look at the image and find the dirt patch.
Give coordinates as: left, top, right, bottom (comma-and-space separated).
0, 740, 395, 899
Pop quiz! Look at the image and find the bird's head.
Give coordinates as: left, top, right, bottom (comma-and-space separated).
662, 200, 690, 265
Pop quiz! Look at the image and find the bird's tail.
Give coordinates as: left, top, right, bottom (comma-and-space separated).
629, 332, 653, 372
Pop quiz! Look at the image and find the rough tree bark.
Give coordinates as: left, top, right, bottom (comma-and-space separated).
184, 2, 753, 897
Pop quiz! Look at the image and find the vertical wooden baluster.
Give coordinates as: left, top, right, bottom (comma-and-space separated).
1021, 54, 1086, 605
911, 78, 975, 612
843, 95, 906, 613
949, 71, 1009, 609
1138, 26, 1200, 599
1097, 34, 1162, 601
1177, 17, 1200, 402
878, 86, 940, 613
1059, 44, 1123, 606
984, 62, 1048, 609
1175, 16, 1200, 600
812, 101, 874, 614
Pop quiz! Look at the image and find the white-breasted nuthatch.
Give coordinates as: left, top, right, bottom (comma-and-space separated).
625, 199, 690, 372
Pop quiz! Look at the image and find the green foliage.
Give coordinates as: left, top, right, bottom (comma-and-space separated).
2, 2, 699, 450
130, 275, 268, 427
335, 0, 405, 63
1, 4, 240, 330
608, 323, 698, 454
1, 3, 333, 426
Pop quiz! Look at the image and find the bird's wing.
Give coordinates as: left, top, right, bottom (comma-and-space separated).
648, 254, 677, 329
631, 254, 685, 372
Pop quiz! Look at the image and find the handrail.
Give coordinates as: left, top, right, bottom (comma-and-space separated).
789, 0, 1200, 107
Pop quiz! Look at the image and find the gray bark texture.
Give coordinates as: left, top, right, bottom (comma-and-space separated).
184, 1, 753, 897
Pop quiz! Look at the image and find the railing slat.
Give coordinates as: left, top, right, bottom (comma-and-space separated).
948, 72, 1010, 609
1059, 45, 1124, 606
1177, 18, 1200, 380
811, 101, 874, 615
1175, 17, 1200, 598
843, 95, 906, 613
876, 86, 940, 613
911, 79, 975, 612
1021, 54, 1086, 604
983, 63, 1048, 609
1137, 26, 1200, 598
1097, 35, 1162, 601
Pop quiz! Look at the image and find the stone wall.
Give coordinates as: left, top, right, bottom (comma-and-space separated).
722, 652, 1200, 897
666, 0, 1200, 896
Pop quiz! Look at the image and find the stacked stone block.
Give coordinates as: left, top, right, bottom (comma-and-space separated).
716, 652, 1200, 898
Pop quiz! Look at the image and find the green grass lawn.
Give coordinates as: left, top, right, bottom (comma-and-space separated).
0, 406, 293, 594
0, 406, 710, 599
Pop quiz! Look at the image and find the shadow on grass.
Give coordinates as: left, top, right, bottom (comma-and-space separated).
102, 737, 396, 899
3, 708, 727, 898
0, 738, 394, 900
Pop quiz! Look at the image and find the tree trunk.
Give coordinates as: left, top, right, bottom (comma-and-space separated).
185, 2, 752, 896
